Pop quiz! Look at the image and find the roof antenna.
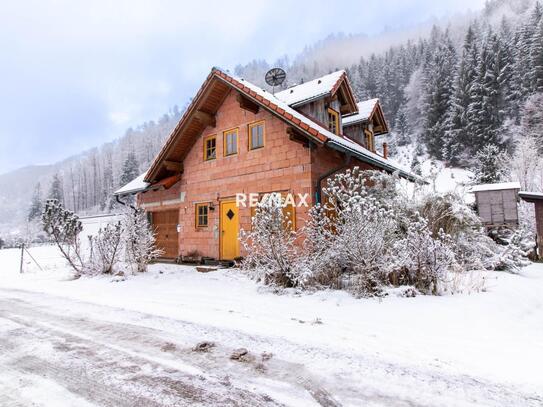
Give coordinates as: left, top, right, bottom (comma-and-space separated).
265, 68, 286, 95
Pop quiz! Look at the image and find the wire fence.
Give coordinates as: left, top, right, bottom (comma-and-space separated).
14, 213, 122, 275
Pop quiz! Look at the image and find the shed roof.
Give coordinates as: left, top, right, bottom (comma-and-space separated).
519, 191, 543, 202
470, 182, 521, 193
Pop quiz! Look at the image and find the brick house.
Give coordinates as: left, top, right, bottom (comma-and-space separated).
115, 67, 418, 261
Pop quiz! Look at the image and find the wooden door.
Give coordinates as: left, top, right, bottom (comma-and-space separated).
220, 200, 239, 260
151, 210, 179, 258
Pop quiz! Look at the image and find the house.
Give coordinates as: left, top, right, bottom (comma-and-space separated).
470, 182, 521, 227
115, 67, 419, 261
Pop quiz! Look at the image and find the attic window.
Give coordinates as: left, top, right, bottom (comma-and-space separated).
327, 108, 339, 135
204, 135, 216, 161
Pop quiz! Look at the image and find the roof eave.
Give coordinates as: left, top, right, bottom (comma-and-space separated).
326, 140, 424, 183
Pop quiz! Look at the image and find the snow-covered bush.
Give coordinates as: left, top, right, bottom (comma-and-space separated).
89, 222, 123, 274
240, 193, 301, 287
42, 199, 85, 275
245, 167, 530, 297
393, 216, 458, 295
121, 208, 163, 273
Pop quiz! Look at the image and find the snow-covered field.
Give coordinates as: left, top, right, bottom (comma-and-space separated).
1, 244, 542, 406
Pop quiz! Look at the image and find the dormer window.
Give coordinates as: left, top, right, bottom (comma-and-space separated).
327, 108, 339, 135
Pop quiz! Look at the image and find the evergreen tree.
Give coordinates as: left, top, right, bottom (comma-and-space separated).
444, 25, 479, 164
48, 174, 64, 204
28, 183, 43, 221
421, 32, 457, 159
119, 151, 139, 187
470, 144, 507, 184
521, 92, 543, 152
530, 18, 543, 92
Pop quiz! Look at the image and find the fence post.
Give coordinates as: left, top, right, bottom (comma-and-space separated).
19, 243, 25, 274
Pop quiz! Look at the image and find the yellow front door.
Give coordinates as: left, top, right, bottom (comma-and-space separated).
220, 200, 239, 260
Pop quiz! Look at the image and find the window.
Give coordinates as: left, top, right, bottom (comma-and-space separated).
204, 135, 216, 161
364, 130, 374, 152
328, 108, 339, 135
223, 128, 238, 156
195, 203, 209, 227
248, 121, 265, 150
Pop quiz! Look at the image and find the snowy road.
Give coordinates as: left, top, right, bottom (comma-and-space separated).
0, 288, 338, 407
0, 286, 542, 407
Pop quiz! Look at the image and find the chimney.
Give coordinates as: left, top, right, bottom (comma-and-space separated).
383, 142, 388, 159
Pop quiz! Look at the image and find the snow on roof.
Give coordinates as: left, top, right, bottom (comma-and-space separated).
519, 191, 543, 200
274, 70, 345, 107
342, 99, 379, 126
226, 70, 420, 182
470, 182, 521, 193
114, 171, 149, 195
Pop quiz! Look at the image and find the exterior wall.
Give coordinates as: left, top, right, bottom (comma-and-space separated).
139, 90, 314, 259
343, 123, 366, 148
138, 91, 384, 260
298, 98, 342, 131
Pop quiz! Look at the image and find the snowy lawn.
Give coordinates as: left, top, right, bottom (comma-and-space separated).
1, 245, 543, 406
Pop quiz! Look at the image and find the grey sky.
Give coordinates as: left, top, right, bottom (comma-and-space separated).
0, 0, 486, 174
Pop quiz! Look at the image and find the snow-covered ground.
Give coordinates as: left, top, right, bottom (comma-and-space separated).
1, 244, 542, 406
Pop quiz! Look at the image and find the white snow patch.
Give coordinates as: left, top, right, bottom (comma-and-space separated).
114, 171, 149, 195
274, 70, 345, 106
342, 98, 379, 125
471, 182, 521, 192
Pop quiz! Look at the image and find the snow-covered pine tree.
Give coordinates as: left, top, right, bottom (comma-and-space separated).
521, 92, 543, 151
48, 174, 64, 204
28, 183, 43, 221
530, 17, 543, 92
119, 151, 140, 187
444, 24, 480, 164
470, 144, 508, 184
422, 31, 457, 160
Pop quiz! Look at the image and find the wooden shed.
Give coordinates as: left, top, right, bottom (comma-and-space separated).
471, 182, 521, 227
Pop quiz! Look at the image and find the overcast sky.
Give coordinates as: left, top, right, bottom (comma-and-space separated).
0, 0, 486, 174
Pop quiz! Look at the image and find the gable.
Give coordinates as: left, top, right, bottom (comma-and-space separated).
274, 70, 358, 115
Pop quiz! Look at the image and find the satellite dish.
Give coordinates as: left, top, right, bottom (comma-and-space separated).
265, 68, 286, 94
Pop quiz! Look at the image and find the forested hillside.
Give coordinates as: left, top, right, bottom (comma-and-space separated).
0, 106, 184, 234
236, 0, 543, 173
